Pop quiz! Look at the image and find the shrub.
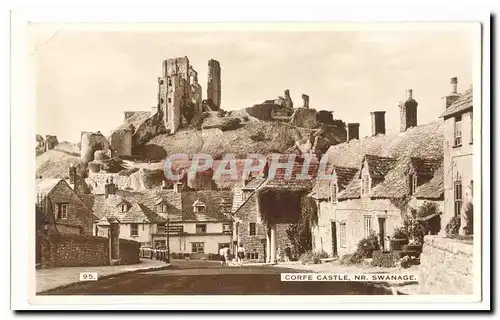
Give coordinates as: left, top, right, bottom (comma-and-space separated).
340, 253, 363, 265
356, 232, 380, 258
392, 227, 409, 240
299, 251, 326, 265
371, 250, 396, 268
446, 216, 461, 236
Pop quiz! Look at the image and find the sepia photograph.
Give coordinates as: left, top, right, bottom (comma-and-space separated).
8, 11, 489, 310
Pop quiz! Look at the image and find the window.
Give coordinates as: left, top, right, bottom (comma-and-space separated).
470, 111, 473, 144
120, 204, 127, 212
454, 180, 462, 217
222, 223, 232, 233
454, 115, 462, 146
154, 240, 166, 249
168, 97, 172, 103
193, 205, 206, 213
157, 223, 165, 234
249, 223, 256, 236
195, 224, 207, 234
361, 175, 370, 195
246, 252, 259, 260
218, 243, 230, 251
168, 79, 172, 86
363, 216, 373, 237
191, 242, 205, 253
409, 174, 417, 195
130, 224, 139, 237
330, 183, 337, 203
56, 203, 69, 219
161, 204, 167, 213
339, 222, 346, 248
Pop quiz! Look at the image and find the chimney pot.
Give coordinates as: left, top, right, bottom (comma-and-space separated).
406, 89, 413, 100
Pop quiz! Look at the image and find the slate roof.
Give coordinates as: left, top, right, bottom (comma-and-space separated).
440, 87, 473, 119
413, 164, 444, 199
308, 166, 358, 200
363, 155, 397, 179
266, 158, 320, 190
91, 189, 233, 223
319, 121, 444, 201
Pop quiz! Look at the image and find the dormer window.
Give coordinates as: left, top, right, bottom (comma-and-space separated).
117, 200, 130, 213
120, 204, 127, 212
330, 183, 337, 203
161, 204, 167, 213
193, 200, 206, 213
361, 175, 370, 195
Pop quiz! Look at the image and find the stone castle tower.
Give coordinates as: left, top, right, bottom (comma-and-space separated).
206, 59, 221, 110
157, 57, 221, 134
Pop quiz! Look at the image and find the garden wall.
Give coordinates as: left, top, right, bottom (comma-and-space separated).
419, 235, 473, 294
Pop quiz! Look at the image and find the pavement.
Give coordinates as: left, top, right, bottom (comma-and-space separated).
36, 259, 171, 293
38, 259, 398, 295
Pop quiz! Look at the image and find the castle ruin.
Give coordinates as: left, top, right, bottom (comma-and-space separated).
157, 56, 221, 134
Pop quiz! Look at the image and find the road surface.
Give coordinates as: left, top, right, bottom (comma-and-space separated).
40, 260, 391, 295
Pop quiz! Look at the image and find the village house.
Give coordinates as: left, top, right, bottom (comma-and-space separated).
309, 88, 445, 257
90, 179, 234, 258
231, 158, 317, 263
35, 176, 96, 235
439, 78, 474, 234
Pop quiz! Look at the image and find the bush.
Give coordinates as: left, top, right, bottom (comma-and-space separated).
446, 216, 461, 236
340, 253, 363, 265
371, 250, 396, 268
356, 232, 380, 258
392, 227, 409, 240
299, 251, 326, 265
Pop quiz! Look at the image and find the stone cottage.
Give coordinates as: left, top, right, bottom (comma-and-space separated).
308, 89, 445, 257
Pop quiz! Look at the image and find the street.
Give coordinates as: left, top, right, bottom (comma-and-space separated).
40, 260, 391, 295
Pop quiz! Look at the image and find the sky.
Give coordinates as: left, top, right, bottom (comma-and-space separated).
31, 23, 476, 143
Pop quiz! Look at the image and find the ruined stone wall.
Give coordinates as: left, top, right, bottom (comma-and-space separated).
110, 129, 133, 157
80, 132, 110, 164
290, 107, 318, 129
207, 59, 221, 110
133, 112, 167, 148
45, 135, 59, 151
419, 235, 473, 294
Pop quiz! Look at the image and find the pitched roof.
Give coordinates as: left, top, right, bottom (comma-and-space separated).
363, 154, 397, 178
266, 159, 319, 190
320, 121, 444, 201
410, 157, 442, 176
440, 87, 473, 118
413, 164, 444, 199
180, 190, 233, 221
308, 166, 357, 200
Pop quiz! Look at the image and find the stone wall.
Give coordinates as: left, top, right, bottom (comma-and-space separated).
109, 129, 133, 157
290, 108, 317, 129
419, 235, 473, 294
119, 238, 141, 265
38, 232, 110, 268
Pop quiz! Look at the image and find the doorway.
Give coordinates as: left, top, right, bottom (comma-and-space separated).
378, 218, 386, 251
331, 221, 338, 257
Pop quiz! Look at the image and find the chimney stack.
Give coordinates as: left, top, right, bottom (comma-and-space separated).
161, 180, 168, 190
104, 177, 117, 199
174, 181, 183, 193
399, 88, 418, 132
442, 77, 461, 109
347, 123, 360, 141
301, 94, 310, 108
69, 164, 77, 185
370, 111, 386, 136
